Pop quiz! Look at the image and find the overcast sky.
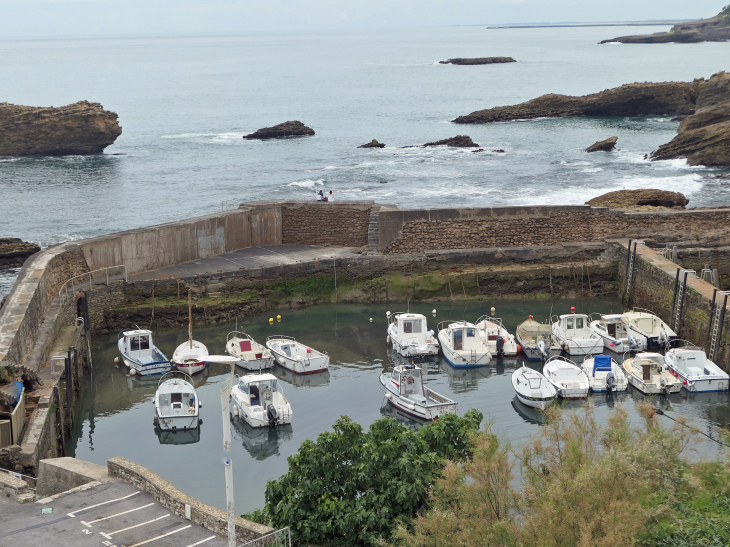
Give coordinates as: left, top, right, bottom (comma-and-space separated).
0, 0, 726, 38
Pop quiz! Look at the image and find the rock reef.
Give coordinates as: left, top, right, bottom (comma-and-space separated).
243, 121, 315, 140
586, 189, 689, 209
0, 101, 122, 156
0, 238, 40, 269
586, 136, 618, 152
423, 135, 479, 147
600, 6, 730, 44
439, 57, 516, 65
358, 139, 385, 148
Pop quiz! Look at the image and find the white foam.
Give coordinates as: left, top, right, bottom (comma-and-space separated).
0, 157, 20, 163
288, 179, 324, 188
582, 167, 603, 173
560, 161, 592, 166
161, 132, 216, 139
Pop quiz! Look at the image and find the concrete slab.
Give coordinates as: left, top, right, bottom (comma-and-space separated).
37, 457, 111, 498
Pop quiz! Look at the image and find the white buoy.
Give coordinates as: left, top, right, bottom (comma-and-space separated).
369, 318, 373, 323
114, 357, 120, 364
432, 309, 436, 317
386, 311, 391, 318
491, 306, 496, 315
130, 368, 137, 376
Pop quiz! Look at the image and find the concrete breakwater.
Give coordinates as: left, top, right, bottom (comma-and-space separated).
3, 199, 730, 478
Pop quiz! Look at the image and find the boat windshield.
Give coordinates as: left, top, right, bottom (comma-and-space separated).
130, 335, 150, 351
402, 319, 423, 334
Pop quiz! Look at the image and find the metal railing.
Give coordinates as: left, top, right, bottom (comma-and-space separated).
59, 265, 127, 298
222, 199, 236, 211
239, 527, 291, 547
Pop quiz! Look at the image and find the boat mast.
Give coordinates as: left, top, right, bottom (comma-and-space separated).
188, 289, 193, 349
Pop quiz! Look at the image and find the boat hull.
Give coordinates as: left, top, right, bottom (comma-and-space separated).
173, 361, 206, 375
440, 339, 490, 368
379, 374, 456, 421
389, 336, 439, 358
515, 392, 554, 410
228, 352, 274, 372
625, 374, 682, 395
515, 331, 561, 361
121, 357, 171, 376
272, 353, 329, 374
155, 411, 199, 431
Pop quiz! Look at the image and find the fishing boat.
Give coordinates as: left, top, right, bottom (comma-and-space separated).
511, 366, 557, 410
622, 352, 682, 395
379, 363, 457, 420
230, 373, 293, 428
515, 315, 561, 360
543, 356, 590, 399
437, 320, 491, 368
551, 312, 603, 356
386, 312, 440, 358
266, 335, 329, 374
664, 345, 729, 392
117, 328, 170, 376
226, 331, 273, 371
474, 316, 519, 357
153, 371, 200, 431
581, 354, 628, 393
171, 290, 209, 375
589, 309, 674, 352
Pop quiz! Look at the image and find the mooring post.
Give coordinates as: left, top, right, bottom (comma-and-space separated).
670, 268, 681, 321
705, 288, 718, 352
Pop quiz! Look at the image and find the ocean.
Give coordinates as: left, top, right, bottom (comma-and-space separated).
1, 25, 729, 295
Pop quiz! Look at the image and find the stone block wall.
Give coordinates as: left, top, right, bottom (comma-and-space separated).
282, 201, 373, 247
676, 246, 730, 290
108, 457, 273, 542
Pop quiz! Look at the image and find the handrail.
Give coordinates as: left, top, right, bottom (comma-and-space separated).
59, 265, 127, 297
475, 315, 504, 329
227, 331, 254, 342
266, 334, 296, 343
158, 370, 194, 387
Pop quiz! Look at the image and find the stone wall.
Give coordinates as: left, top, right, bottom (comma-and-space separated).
108, 457, 273, 542
282, 201, 373, 247
675, 246, 730, 290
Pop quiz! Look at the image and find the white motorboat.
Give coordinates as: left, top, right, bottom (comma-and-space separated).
474, 316, 519, 357
511, 366, 557, 410
379, 363, 457, 421
551, 313, 603, 356
581, 354, 628, 393
387, 311, 439, 358
230, 373, 293, 428
589, 309, 675, 353
226, 331, 274, 371
266, 335, 329, 374
543, 356, 590, 399
117, 328, 171, 376
622, 352, 682, 395
171, 290, 209, 375
437, 320, 491, 368
665, 346, 729, 393
153, 371, 200, 431
515, 315, 562, 361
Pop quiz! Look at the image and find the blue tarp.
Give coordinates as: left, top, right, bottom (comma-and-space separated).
593, 355, 612, 376
5, 381, 24, 407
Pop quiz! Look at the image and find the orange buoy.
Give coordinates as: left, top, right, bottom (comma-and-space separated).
516, 344, 522, 354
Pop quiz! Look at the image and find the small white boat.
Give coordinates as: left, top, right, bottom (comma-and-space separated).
153, 371, 200, 431
117, 328, 171, 376
515, 316, 562, 361
387, 311, 439, 358
511, 366, 557, 410
475, 316, 518, 357
230, 373, 293, 428
437, 320, 491, 368
665, 346, 729, 393
543, 356, 590, 399
226, 331, 274, 371
589, 309, 675, 352
171, 290, 208, 375
379, 363, 457, 420
551, 313, 603, 356
266, 335, 329, 374
581, 354, 628, 393
622, 352, 682, 395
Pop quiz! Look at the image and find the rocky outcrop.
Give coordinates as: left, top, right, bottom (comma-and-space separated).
600, 6, 730, 44
243, 121, 314, 139
586, 136, 618, 152
586, 189, 689, 209
651, 72, 730, 166
423, 135, 479, 147
0, 101, 122, 156
439, 57, 516, 65
0, 238, 40, 269
453, 81, 698, 124
358, 139, 385, 148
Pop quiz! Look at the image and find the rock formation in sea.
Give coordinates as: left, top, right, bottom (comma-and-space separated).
586, 136, 618, 153
0, 101, 122, 156
600, 6, 730, 44
650, 72, 730, 166
439, 57, 516, 65
423, 135, 479, 147
0, 238, 40, 268
358, 139, 385, 148
243, 121, 315, 139
586, 189, 689, 209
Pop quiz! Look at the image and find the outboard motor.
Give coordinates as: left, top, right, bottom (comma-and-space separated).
537, 340, 547, 359
659, 330, 669, 348
267, 404, 279, 426
660, 377, 670, 397
496, 336, 505, 357
628, 334, 639, 350
605, 371, 616, 393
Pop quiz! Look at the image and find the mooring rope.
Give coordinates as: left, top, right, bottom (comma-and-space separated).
652, 408, 730, 449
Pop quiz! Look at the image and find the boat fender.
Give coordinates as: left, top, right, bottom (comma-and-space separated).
232, 404, 238, 417
384, 392, 392, 399
267, 404, 279, 426
114, 357, 119, 364
130, 368, 137, 376
387, 335, 391, 344
406, 403, 415, 411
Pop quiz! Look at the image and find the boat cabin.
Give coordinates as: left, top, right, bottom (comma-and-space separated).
557, 314, 593, 340
157, 376, 197, 417
596, 314, 627, 338
446, 321, 479, 351
392, 365, 425, 399
238, 374, 281, 407
632, 353, 665, 382
120, 329, 158, 363
392, 314, 429, 343
671, 347, 710, 376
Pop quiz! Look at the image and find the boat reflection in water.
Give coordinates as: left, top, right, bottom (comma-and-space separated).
438, 357, 491, 393
127, 367, 208, 393
155, 425, 201, 445
511, 396, 549, 425
272, 365, 330, 389
232, 417, 293, 461
379, 401, 423, 432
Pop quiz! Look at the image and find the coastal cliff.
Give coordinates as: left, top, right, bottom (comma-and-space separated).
0, 101, 122, 156
600, 6, 730, 43
0, 238, 40, 268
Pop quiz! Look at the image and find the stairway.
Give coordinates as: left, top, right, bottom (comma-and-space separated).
367, 207, 381, 255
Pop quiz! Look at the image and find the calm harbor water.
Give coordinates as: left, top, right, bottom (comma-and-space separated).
70, 299, 730, 514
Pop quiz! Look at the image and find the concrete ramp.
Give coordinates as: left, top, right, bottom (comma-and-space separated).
37, 457, 110, 498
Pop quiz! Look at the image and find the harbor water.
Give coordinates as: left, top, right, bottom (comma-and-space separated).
70, 299, 730, 514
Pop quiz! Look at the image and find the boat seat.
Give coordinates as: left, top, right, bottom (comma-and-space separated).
239, 340, 252, 352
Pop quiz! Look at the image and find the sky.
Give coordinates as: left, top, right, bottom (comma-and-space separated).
0, 0, 726, 38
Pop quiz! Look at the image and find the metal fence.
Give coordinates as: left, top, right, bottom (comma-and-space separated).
0, 389, 25, 448
59, 265, 127, 298
239, 528, 291, 547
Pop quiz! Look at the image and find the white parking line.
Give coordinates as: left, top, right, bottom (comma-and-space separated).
185, 537, 217, 547
99, 514, 169, 539
127, 525, 192, 547
80, 503, 155, 527
67, 492, 140, 517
